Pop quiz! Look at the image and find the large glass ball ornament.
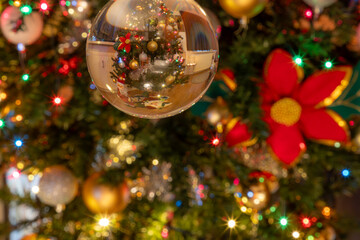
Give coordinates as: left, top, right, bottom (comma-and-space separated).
59, 0, 91, 20
204, 8, 221, 39
37, 166, 78, 207
86, 0, 219, 119
0, 6, 43, 45
82, 172, 130, 214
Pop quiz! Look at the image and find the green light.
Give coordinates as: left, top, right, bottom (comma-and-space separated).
279, 217, 288, 227
324, 61, 333, 69
0, 119, 5, 128
316, 222, 322, 228
22, 74, 30, 81
20, 5, 32, 15
258, 215, 263, 221
307, 236, 314, 240
294, 57, 302, 66
259, 177, 264, 183
270, 206, 276, 212
66, 1, 71, 7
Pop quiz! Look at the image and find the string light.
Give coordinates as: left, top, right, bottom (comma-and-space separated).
12, 170, 21, 179
53, 96, 62, 105
98, 217, 110, 227
17, 43, 25, 52
324, 60, 333, 69
293, 56, 303, 66
301, 217, 312, 228
14, 139, 23, 148
22, 74, 30, 81
40, 1, 49, 11
20, 5, 32, 15
279, 217, 288, 228
211, 137, 220, 146
32, 186, 40, 194
292, 231, 300, 239
341, 168, 350, 178
13, 0, 21, 7
227, 219, 236, 229
0, 119, 5, 128
322, 207, 331, 218
304, 9, 313, 18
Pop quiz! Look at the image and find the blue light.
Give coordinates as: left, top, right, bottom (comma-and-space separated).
15, 140, 23, 147
90, 84, 96, 90
72, 1, 77, 6
235, 192, 242, 198
17, 43, 25, 52
176, 200, 182, 207
342, 169, 350, 178
247, 191, 254, 198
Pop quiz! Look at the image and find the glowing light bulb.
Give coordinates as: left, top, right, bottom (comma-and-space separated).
0, 119, 5, 128
20, 5, 32, 15
301, 217, 311, 228
292, 231, 300, 239
53, 97, 62, 105
211, 137, 220, 146
22, 74, 30, 81
279, 217, 288, 227
98, 218, 110, 227
294, 57, 302, 66
32, 186, 40, 194
227, 219, 236, 229
40, 2, 49, 11
304, 9, 313, 18
341, 169, 350, 177
324, 61, 333, 69
15, 139, 23, 147
17, 43, 25, 52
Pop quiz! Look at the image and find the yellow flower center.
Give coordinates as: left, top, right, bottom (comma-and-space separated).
270, 98, 302, 126
125, 39, 131, 44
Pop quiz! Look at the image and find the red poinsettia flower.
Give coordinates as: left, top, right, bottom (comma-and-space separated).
118, 33, 132, 53
260, 49, 352, 165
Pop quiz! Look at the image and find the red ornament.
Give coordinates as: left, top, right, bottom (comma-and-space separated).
225, 118, 255, 147
118, 33, 132, 53
261, 49, 351, 165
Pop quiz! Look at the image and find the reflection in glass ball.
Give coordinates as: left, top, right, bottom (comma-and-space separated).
86, 0, 219, 119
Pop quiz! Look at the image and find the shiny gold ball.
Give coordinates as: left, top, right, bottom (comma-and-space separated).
129, 59, 139, 70
165, 75, 175, 85
235, 182, 270, 211
147, 40, 158, 52
82, 172, 130, 214
21, 234, 37, 240
219, 0, 268, 19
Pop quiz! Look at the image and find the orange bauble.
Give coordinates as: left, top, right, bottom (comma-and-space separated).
21, 234, 37, 240
82, 172, 130, 214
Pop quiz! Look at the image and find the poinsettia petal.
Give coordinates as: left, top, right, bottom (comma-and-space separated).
125, 44, 131, 53
299, 108, 350, 144
259, 83, 280, 104
120, 37, 126, 42
267, 125, 305, 165
263, 49, 304, 97
126, 33, 131, 39
297, 66, 352, 108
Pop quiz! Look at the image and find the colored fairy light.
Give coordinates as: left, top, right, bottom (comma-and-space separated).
324, 60, 333, 69
15, 139, 23, 147
341, 168, 350, 177
292, 231, 300, 239
307, 236, 314, 240
301, 217, 312, 228
322, 207, 331, 217
53, 97, 62, 105
20, 5, 32, 15
17, 43, 25, 52
247, 191, 254, 198
40, 2, 49, 11
304, 9, 313, 18
227, 219, 236, 229
13, 0, 21, 7
161, 227, 169, 238
22, 74, 30, 81
279, 217, 288, 227
98, 217, 110, 227
12, 170, 21, 179
211, 137, 220, 146
294, 56, 303, 66
0, 119, 5, 128
31, 186, 40, 194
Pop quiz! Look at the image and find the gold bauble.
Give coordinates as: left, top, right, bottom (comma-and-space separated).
21, 234, 37, 240
165, 75, 175, 85
219, 0, 268, 19
129, 59, 139, 70
206, 97, 232, 126
147, 40, 158, 52
82, 172, 130, 214
235, 182, 270, 211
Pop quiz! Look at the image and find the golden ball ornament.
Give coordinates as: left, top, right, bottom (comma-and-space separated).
37, 165, 78, 207
219, 0, 268, 19
165, 75, 176, 85
147, 40, 158, 52
206, 97, 232, 126
129, 59, 139, 70
21, 234, 37, 240
82, 172, 130, 214
234, 182, 270, 211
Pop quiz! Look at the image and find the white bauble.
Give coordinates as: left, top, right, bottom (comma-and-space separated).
37, 166, 78, 207
0, 6, 43, 45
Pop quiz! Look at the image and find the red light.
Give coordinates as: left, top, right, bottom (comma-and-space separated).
304, 9, 313, 18
301, 217, 312, 228
349, 120, 355, 127
40, 3, 48, 11
212, 137, 220, 146
53, 97, 62, 105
